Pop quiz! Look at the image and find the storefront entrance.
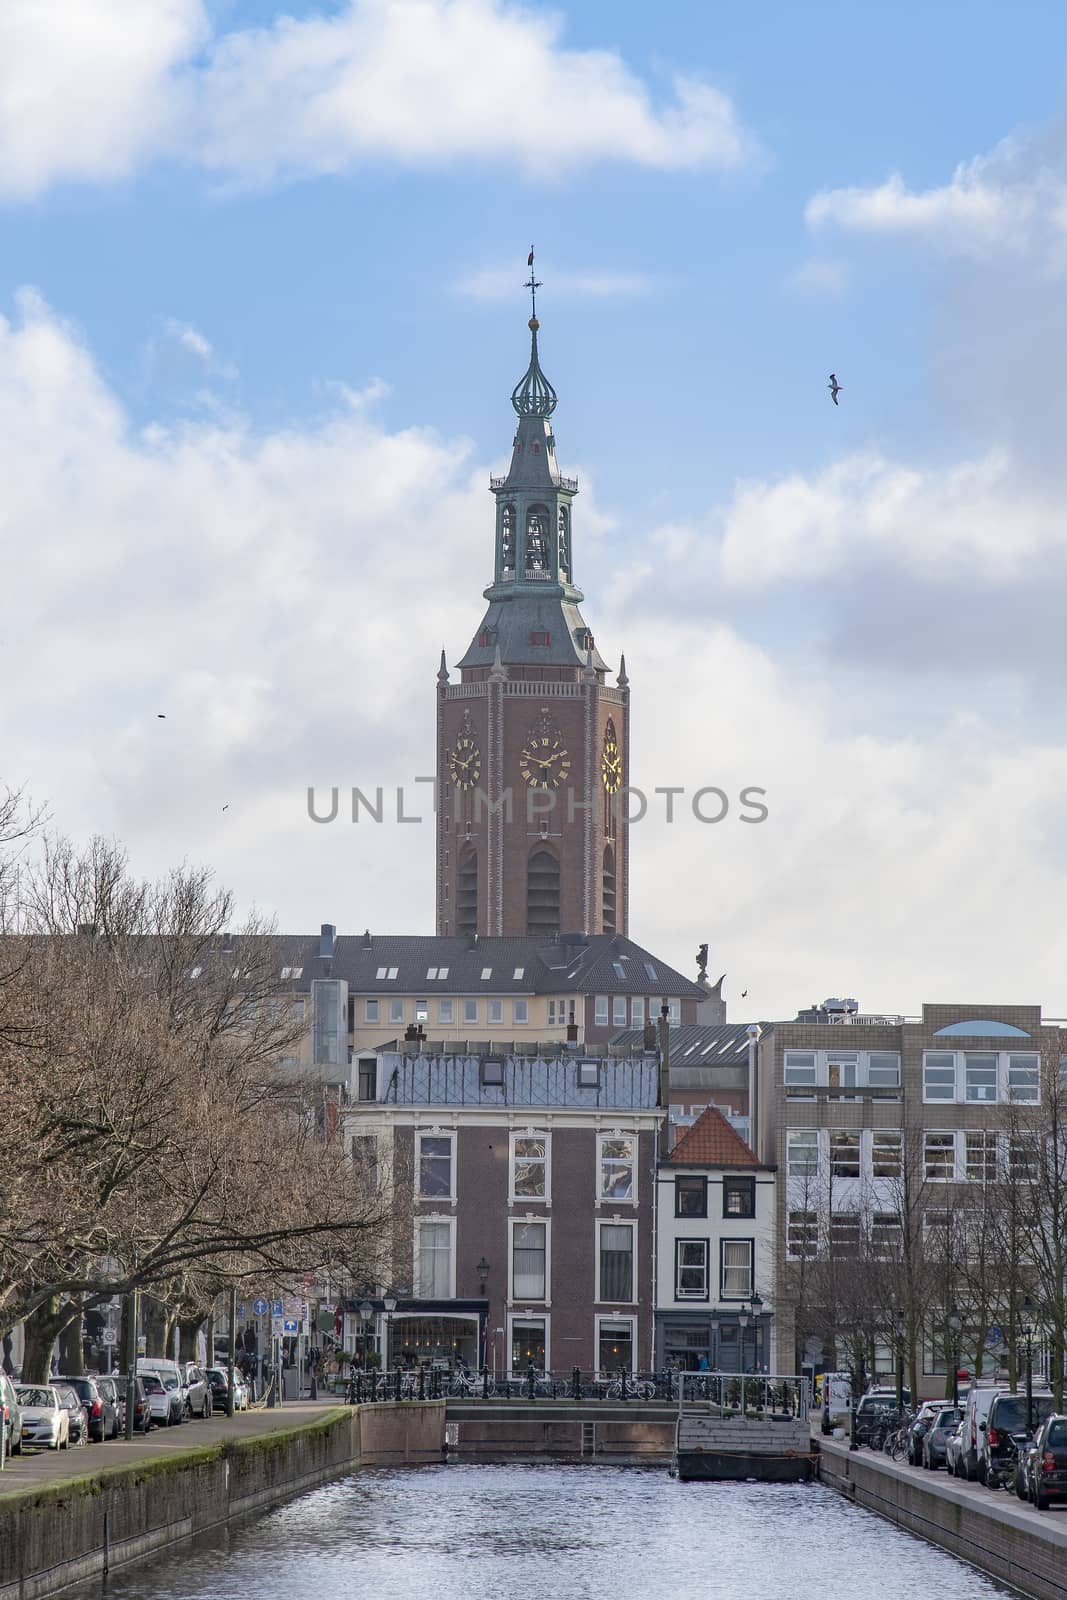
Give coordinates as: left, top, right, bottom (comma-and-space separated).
387, 1314, 479, 1368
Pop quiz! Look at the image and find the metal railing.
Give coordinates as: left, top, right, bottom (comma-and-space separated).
342, 1366, 683, 1404
676, 1372, 811, 1422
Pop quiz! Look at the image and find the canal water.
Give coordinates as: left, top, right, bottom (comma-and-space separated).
69, 1464, 1013, 1600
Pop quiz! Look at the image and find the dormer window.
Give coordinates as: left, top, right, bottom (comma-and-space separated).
530, 630, 551, 646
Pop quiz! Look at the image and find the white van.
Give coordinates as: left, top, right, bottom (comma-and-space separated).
957, 1384, 1005, 1481
819, 1372, 854, 1433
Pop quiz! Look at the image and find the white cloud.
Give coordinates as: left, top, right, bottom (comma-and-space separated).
806, 141, 1067, 261
0, 0, 756, 200
7, 291, 1067, 1015
454, 264, 657, 302
170, 322, 213, 362
0, 0, 206, 199
784, 256, 849, 297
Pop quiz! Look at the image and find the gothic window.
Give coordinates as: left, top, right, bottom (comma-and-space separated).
526, 848, 560, 936
457, 851, 478, 937
602, 846, 616, 934
525, 506, 549, 574
501, 505, 515, 576
557, 506, 569, 577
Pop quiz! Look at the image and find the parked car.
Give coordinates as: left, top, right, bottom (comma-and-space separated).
14, 1384, 70, 1450
96, 1375, 121, 1422
854, 1393, 902, 1447
1015, 1437, 1039, 1500
922, 1405, 963, 1470
0, 1371, 23, 1457
944, 1421, 967, 1479
179, 1363, 212, 1419
55, 1384, 89, 1446
113, 1373, 152, 1434
980, 1390, 1055, 1488
205, 1366, 250, 1412
1026, 1413, 1067, 1510
140, 1370, 183, 1427
906, 1401, 942, 1465
956, 1383, 1004, 1481
54, 1374, 118, 1442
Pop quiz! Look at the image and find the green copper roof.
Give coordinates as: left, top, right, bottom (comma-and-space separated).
511, 318, 557, 417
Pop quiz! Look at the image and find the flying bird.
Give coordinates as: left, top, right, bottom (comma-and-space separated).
828, 373, 843, 405
222, 805, 229, 812
156, 713, 166, 719
741, 990, 748, 998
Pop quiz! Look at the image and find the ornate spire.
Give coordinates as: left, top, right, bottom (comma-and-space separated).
511, 247, 557, 417
437, 648, 449, 684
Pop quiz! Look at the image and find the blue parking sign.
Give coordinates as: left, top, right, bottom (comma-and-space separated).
271, 1299, 284, 1317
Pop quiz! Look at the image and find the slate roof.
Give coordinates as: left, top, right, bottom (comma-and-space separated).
243, 931, 705, 999
666, 1105, 763, 1169
611, 1022, 757, 1067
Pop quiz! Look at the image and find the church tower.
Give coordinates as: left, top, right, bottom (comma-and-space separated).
436, 265, 630, 938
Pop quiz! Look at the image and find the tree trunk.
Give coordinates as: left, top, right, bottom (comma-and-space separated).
59, 1312, 85, 1376
178, 1315, 204, 1364
21, 1296, 81, 1384
143, 1296, 169, 1358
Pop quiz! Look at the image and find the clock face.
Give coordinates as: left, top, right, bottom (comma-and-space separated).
601, 726, 622, 794
520, 727, 572, 789
448, 734, 481, 790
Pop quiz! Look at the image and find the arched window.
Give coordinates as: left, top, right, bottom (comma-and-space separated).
457, 851, 478, 937
526, 849, 560, 936
501, 505, 515, 576
525, 506, 549, 574
557, 506, 569, 577
602, 846, 616, 934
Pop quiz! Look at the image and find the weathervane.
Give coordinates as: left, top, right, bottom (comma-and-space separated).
524, 245, 541, 324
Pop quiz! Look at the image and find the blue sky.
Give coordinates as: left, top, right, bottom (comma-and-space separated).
4, 0, 1067, 1015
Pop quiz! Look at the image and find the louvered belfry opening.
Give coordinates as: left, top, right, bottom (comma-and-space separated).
526, 848, 560, 936
457, 852, 478, 937
602, 846, 616, 934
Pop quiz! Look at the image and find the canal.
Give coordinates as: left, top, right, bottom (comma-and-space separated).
67, 1464, 1013, 1600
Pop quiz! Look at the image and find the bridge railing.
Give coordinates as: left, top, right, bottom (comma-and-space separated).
343, 1367, 687, 1404
676, 1372, 811, 1422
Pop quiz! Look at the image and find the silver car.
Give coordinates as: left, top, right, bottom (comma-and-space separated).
1, 1372, 23, 1456
179, 1363, 212, 1419
15, 1384, 70, 1450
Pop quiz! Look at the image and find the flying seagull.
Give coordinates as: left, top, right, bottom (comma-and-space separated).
156, 713, 166, 719
222, 805, 229, 812
828, 373, 843, 405
741, 989, 748, 998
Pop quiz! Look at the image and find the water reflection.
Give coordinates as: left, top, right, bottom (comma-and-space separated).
72, 1464, 1013, 1600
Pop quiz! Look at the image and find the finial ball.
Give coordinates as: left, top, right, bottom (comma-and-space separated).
528, 316, 540, 331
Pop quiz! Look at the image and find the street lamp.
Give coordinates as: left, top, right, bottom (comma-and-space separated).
709, 1315, 721, 1375
1021, 1294, 1036, 1434
947, 1309, 963, 1407
737, 1301, 751, 1375
750, 1294, 764, 1373
382, 1292, 397, 1371
894, 1311, 907, 1414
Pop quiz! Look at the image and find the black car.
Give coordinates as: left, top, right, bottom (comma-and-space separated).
112, 1373, 152, 1434
980, 1391, 1055, 1488
55, 1384, 89, 1446
54, 1375, 118, 1442
921, 1405, 962, 1470
1027, 1413, 1067, 1509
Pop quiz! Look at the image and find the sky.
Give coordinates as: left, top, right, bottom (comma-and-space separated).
4, 0, 1067, 1019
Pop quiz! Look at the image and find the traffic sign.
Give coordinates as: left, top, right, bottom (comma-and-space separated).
271, 1316, 284, 1337
270, 1299, 284, 1317
102, 1328, 118, 1346
237, 1303, 247, 1320
252, 1298, 268, 1316
986, 1326, 1004, 1348
282, 1318, 298, 1334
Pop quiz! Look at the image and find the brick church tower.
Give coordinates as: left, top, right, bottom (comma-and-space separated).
436, 268, 629, 938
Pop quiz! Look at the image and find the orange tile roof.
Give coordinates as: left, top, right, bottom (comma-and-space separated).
667, 1105, 761, 1167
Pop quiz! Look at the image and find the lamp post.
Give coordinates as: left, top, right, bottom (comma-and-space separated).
750, 1293, 764, 1374
382, 1292, 397, 1371
738, 1301, 751, 1375
476, 1258, 490, 1369
1021, 1294, 1035, 1434
358, 1300, 373, 1370
709, 1315, 720, 1376
894, 1311, 907, 1414
948, 1309, 963, 1408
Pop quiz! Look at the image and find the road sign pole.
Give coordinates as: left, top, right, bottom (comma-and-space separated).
227, 1286, 237, 1419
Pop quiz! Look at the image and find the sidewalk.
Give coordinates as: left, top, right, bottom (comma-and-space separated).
0, 1397, 342, 1496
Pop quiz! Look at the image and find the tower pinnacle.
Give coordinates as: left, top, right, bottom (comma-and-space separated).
511, 247, 557, 417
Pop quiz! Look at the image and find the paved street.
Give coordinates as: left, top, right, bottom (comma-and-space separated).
0, 1398, 343, 1496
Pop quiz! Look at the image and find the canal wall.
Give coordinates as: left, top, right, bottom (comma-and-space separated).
819, 1438, 1067, 1600
0, 1402, 444, 1600
445, 1401, 674, 1463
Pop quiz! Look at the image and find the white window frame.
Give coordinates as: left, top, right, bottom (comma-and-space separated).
438, 998, 454, 1024
595, 1217, 637, 1305
509, 1130, 550, 1204
488, 999, 504, 1025
786, 1128, 820, 1179
596, 1132, 638, 1206
415, 998, 429, 1022
923, 1051, 957, 1102
674, 1238, 709, 1300
720, 1238, 754, 1300
508, 1216, 551, 1304
783, 1050, 817, 1086
631, 997, 645, 1027
506, 1311, 550, 1375
870, 1128, 903, 1179
513, 999, 529, 1025
364, 998, 380, 1023
867, 1052, 901, 1089
416, 1128, 456, 1203
413, 1214, 456, 1299
388, 998, 404, 1025
964, 1129, 998, 1182
463, 999, 478, 1024
964, 1052, 998, 1104
923, 1130, 957, 1182
595, 1313, 637, 1377
1007, 1052, 1040, 1103
787, 1211, 819, 1260
612, 996, 628, 1027
594, 995, 609, 1026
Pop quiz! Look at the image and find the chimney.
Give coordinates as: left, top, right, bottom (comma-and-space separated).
362, 928, 372, 948
320, 923, 336, 960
